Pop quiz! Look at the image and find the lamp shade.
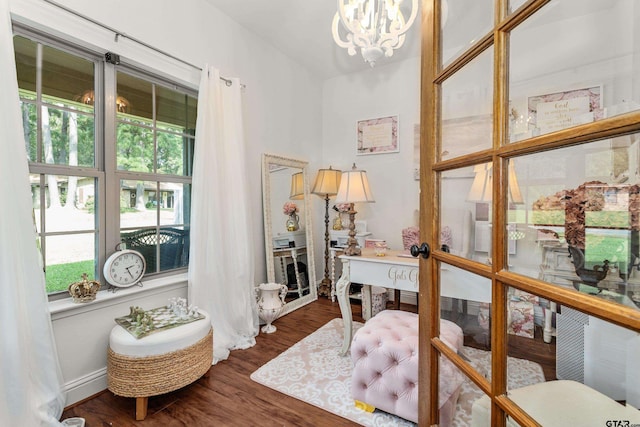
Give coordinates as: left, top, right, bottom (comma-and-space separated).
467, 162, 523, 204
312, 167, 342, 197
334, 164, 375, 204
290, 172, 305, 200
467, 163, 492, 202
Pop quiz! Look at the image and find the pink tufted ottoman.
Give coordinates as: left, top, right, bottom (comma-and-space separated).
351, 310, 465, 426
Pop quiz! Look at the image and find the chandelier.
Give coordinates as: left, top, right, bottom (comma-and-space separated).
332, 0, 419, 67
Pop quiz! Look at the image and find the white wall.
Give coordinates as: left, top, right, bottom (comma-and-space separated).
9, 0, 323, 405
321, 57, 422, 251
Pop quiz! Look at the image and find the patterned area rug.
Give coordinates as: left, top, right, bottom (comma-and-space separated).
250, 318, 545, 426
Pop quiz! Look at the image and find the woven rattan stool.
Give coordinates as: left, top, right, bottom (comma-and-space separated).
107, 311, 213, 420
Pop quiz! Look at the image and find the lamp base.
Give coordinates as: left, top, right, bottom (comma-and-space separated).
344, 245, 361, 256
345, 204, 361, 256
318, 277, 331, 297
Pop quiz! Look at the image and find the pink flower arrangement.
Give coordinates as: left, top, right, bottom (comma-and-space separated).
333, 203, 351, 213
283, 201, 298, 215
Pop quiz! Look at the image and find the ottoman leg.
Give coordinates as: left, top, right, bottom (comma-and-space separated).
136, 396, 149, 420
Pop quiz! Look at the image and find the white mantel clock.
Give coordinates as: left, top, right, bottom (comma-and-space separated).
103, 249, 146, 288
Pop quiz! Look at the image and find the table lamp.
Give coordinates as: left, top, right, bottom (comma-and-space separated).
334, 163, 375, 256
312, 166, 342, 297
289, 171, 305, 200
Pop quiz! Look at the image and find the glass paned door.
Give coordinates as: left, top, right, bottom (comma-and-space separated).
420, 0, 640, 426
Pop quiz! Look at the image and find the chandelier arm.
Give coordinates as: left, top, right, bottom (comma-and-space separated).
332, 13, 355, 50
335, 0, 363, 37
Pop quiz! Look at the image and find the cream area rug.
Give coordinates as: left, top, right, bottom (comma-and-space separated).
250, 318, 546, 426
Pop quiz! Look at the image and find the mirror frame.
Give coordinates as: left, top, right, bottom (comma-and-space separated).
262, 153, 317, 316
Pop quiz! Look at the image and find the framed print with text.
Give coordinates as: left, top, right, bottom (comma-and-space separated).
357, 115, 399, 155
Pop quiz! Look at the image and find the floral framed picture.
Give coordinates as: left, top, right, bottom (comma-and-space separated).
527, 86, 603, 136
356, 115, 399, 155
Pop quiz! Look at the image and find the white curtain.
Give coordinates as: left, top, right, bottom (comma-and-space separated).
0, 0, 66, 425
188, 66, 258, 363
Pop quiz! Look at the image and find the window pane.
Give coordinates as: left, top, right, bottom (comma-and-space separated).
157, 85, 190, 129
441, 48, 494, 160
31, 175, 97, 232
440, 263, 491, 424
45, 233, 96, 294
116, 122, 154, 172
441, 0, 493, 68
157, 131, 185, 175
442, 165, 493, 262
159, 183, 191, 227
42, 106, 95, 167
14, 35, 37, 93
507, 136, 640, 314
508, 0, 527, 15
509, 0, 640, 142
22, 102, 37, 161
441, 262, 492, 349
121, 227, 189, 274
117, 71, 152, 120
505, 286, 640, 425
42, 45, 94, 108
120, 180, 157, 228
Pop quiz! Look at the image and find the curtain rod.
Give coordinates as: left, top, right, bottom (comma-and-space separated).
42, 0, 242, 88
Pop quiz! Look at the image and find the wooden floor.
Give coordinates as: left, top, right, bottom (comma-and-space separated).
62, 298, 556, 426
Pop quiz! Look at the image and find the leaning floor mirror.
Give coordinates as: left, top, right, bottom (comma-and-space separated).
262, 153, 317, 316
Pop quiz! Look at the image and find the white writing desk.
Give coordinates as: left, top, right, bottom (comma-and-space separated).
336, 248, 492, 355
336, 249, 419, 355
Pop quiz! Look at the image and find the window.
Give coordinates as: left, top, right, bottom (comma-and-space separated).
14, 27, 196, 296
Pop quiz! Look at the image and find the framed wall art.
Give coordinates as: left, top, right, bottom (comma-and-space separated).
356, 115, 399, 155
527, 85, 603, 136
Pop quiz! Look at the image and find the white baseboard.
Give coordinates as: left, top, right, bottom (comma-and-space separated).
63, 367, 107, 406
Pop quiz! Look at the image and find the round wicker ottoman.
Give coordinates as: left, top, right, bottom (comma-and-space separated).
107, 310, 213, 420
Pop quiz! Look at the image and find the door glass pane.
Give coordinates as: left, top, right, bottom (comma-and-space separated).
509, 0, 640, 142
506, 136, 640, 314
506, 285, 640, 425
441, 48, 494, 160
440, 261, 492, 424
441, 262, 492, 351
508, 0, 528, 15
442, 165, 493, 262
441, 0, 494, 68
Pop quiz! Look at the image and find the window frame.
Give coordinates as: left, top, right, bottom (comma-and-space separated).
13, 23, 196, 300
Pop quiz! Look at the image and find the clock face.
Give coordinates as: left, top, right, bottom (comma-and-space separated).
103, 250, 146, 287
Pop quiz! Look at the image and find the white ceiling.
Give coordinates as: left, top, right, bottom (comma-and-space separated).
204, 0, 422, 80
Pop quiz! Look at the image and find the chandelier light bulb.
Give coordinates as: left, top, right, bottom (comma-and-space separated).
332, 0, 418, 67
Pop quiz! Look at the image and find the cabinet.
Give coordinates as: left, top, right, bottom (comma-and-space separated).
272, 231, 309, 298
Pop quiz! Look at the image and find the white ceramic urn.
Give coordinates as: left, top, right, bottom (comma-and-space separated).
256, 282, 288, 333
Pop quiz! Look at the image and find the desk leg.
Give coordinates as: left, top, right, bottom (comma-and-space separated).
361, 285, 372, 321
336, 259, 353, 356
330, 250, 337, 302
291, 248, 303, 297
544, 301, 557, 343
